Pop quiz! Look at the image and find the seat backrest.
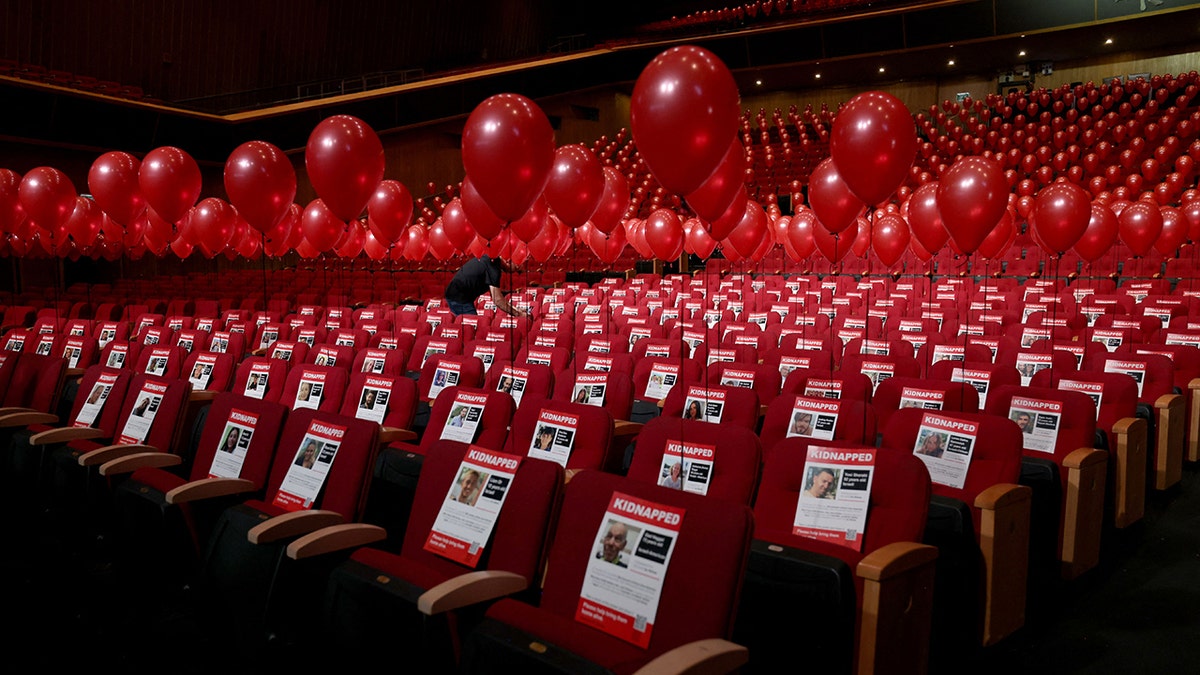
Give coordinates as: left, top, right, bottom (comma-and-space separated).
627, 417, 762, 506
483, 361, 555, 409
759, 393, 878, 450
985, 384, 1097, 481
280, 363, 349, 413
537, 470, 754, 654
306, 343, 354, 369
183, 350, 236, 394
1085, 352, 1174, 402
841, 352, 922, 395
2, 351, 67, 413
263, 408, 380, 518
399, 440, 564, 588
872, 375, 981, 432
705, 361, 783, 409
266, 339, 310, 366
407, 335, 464, 374
504, 396, 616, 472
631, 356, 703, 404
419, 355, 486, 402
753, 440, 931, 563
338, 371, 418, 432
551, 369, 635, 422
110, 374, 192, 452
134, 345, 186, 379
781, 367, 874, 404
68, 365, 134, 435
660, 382, 760, 430
351, 347, 406, 377
422, 386, 514, 454
927, 359, 1022, 409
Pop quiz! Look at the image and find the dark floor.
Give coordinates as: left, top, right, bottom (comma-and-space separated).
2, 457, 1197, 674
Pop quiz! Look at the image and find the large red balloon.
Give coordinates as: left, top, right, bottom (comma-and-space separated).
1118, 200, 1164, 257
787, 209, 818, 260
65, 197, 104, 247
88, 151, 146, 227
305, 115, 385, 222
300, 198, 345, 252
644, 208, 684, 260
18, 167, 77, 237
461, 93, 556, 222
872, 213, 911, 267
526, 217, 559, 263
937, 157, 1009, 254
1182, 200, 1200, 241
510, 196, 550, 243
591, 167, 630, 235
977, 209, 1015, 260
707, 186, 748, 241
807, 158, 864, 235
366, 179, 414, 244
440, 198, 477, 251
684, 139, 746, 222
189, 198, 239, 253
544, 144, 605, 228
588, 224, 627, 264
1032, 182, 1090, 254
831, 91, 917, 205
851, 217, 872, 258
684, 218, 718, 259
1155, 205, 1186, 255
0, 169, 25, 235
1075, 202, 1119, 262
139, 146, 202, 224
630, 45, 740, 195
224, 141, 296, 232
813, 217, 856, 264
460, 175, 505, 240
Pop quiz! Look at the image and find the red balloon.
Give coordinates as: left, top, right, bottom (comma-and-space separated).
139, 146, 202, 224
1032, 182, 1090, 254
906, 181, 949, 254
305, 115, 385, 222
0, 169, 25, 235
461, 93, 555, 222
977, 209, 1015, 259
336, 219, 367, 258
644, 208, 684, 260
224, 141, 296, 232
544, 144, 605, 228
402, 224, 429, 261
872, 213, 911, 267
300, 198, 345, 252
830, 91, 917, 205
807, 157, 864, 234
936, 157, 1009, 254
684, 139, 746, 222
813, 217, 856, 264
1075, 202, 1119, 262
189, 198, 239, 253
526, 216, 559, 263
588, 224, 627, 264
1118, 200, 1164, 257
851, 217, 872, 258
707, 186, 748, 241
591, 167, 630, 235
727, 201, 769, 258
365, 179, 414, 244
140, 207, 174, 253
88, 151, 146, 227
1182, 200, 1200, 241
510, 195, 550, 243
685, 218, 718, 259
440, 198, 477, 251
426, 219, 455, 260
787, 209, 818, 259
631, 45, 740, 195
18, 167, 77, 238
65, 197, 104, 247
460, 175, 505, 240
1156, 206, 1186, 255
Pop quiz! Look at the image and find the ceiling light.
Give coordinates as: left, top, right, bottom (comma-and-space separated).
948, 59, 955, 66
755, 79, 762, 86
815, 73, 821, 79
879, 67, 886, 73
1105, 38, 1113, 45
1018, 50, 1026, 57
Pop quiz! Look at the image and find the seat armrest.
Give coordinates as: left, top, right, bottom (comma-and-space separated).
1188, 377, 1200, 463
379, 426, 418, 443
285, 523, 387, 560
189, 390, 218, 403
1152, 393, 1184, 490
613, 420, 644, 440
417, 570, 528, 615
247, 509, 344, 544
1110, 416, 1147, 528
857, 541, 938, 581
165, 477, 256, 504
631, 639, 748, 675
974, 482, 1032, 646
1060, 447, 1107, 580
99, 451, 181, 476
856, 541, 939, 675
0, 411, 58, 428
30, 426, 105, 445
77, 443, 155, 467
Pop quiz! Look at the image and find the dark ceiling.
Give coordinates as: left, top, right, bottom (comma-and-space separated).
2, 0, 1199, 165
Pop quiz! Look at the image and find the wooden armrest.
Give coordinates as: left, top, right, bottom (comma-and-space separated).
974, 482, 1031, 511
0, 406, 34, 415
1189, 377, 1200, 463
99, 451, 181, 476
189, 390, 218, 402
1110, 416, 1147, 529
379, 427, 418, 443
1060, 448, 1108, 580
65, 367, 86, 378
631, 639, 748, 675
30, 426, 106, 445
247, 509, 344, 544
1063, 446, 1106, 470
0, 411, 58, 428
251, 347, 268, 356
1155, 392, 1183, 411
613, 420, 644, 439
77, 443, 155, 467
417, 570, 528, 616
1152, 393, 1184, 490
166, 477, 256, 504
857, 541, 938, 581
286, 523, 387, 560
974, 482, 1032, 646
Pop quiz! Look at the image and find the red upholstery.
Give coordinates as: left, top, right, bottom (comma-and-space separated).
279, 364, 349, 413
759, 392, 878, 449
504, 396, 617, 472
626, 416, 762, 506
873, 375, 982, 433
660, 381, 760, 430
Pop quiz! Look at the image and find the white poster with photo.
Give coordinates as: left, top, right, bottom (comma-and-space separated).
719, 367, 756, 390
270, 341, 296, 362
583, 354, 614, 372
312, 346, 341, 367
803, 378, 843, 400
911, 412, 978, 490
105, 344, 130, 369
1164, 332, 1200, 348
1008, 396, 1062, 454
588, 338, 614, 354
271, 419, 345, 512
643, 343, 672, 358
680, 330, 705, 358
656, 440, 715, 495
931, 344, 966, 364
244, 362, 272, 399
97, 324, 118, 349
528, 409, 579, 468
74, 372, 120, 428
950, 367, 993, 407
899, 387, 945, 410
524, 349, 554, 367
1015, 353, 1054, 386
778, 355, 812, 382
1103, 359, 1147, 396
705, 348, 738, 366
354, 376, 394, 425
471, 344, 496, 374
188, 354, 217, 391
116, 380, 168, 445
1091, 329, 1124, 352
424, 446, 523, 568
144, 349, 171, 377
258, 327, 280, 350
292, 370, 326, 410
681, 385, 725, 423
420, 341, 449, 369
859, 339, 891, 356
860, 360, 895, 393
60, 339, 86, 368
576, 492, 684, 648
207, 407, 259, 479
359, 349, 390, 374
495, 365, 529, 406
786, 396, 840, 441
643, 362, 679, 401
1059, 378, 1103, 419
792, 446, 875, 552
208, 331, 231, 353
427, 360, 462, 400
572, 373, 608, 407
440, 391, 488, 443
